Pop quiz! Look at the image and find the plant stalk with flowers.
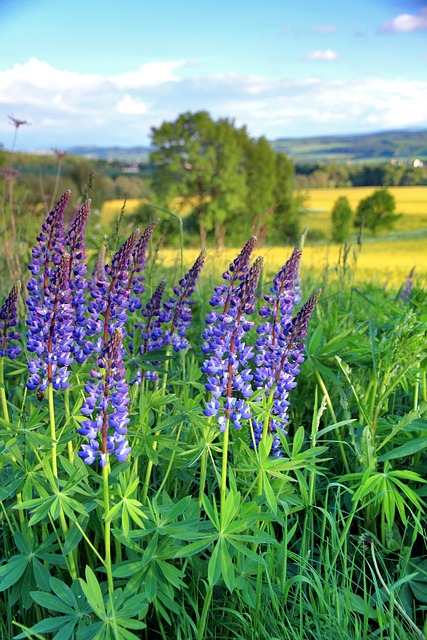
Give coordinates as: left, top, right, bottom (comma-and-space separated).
0, 280, 21, 421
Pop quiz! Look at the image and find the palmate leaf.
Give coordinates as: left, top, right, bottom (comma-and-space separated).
0, 554, 28, 591
79, 566, 106, 619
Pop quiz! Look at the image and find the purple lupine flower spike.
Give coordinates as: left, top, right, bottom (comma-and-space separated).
88, 244, 109, 295
88, 229, 141, 350
130, 279, 167, 385
65, 199, 92, 363
161, 249, 207, 352
0, 281, 21, 359
27, 254, 74, 394
78, 328, 131, 467
252, 288, 321, 457
210, 235, 257, 312
28, 190, 70, 290
128, 219, 159, 311
202, 254, 263, 432
399, 266, 415, 302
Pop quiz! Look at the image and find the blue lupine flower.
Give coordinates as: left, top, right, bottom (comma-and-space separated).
159, 249, 206, 352
251, 288, 321, 456
88, 229, 141, 350
0, 281, 21, 359
27, 254, 74, 393
128, 220, 158, 312
65, 199, 92, 363
130, 278, 166, 384
202, 254, 263, 432
78, 328, 131, 467
399, 266, 415, 302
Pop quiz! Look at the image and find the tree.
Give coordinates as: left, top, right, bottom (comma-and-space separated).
331, 196, 353, 243
150, 111, 248, 248
354, 188, 401, 234
271, 152, 300, 244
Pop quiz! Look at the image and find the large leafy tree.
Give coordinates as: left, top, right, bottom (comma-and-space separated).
150, 111, 248, 248
354, 188, 401, 234
150, 111, 297, 248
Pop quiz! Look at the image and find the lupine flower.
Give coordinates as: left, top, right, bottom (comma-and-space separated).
88, 244, 109, 296
128, 220, 158, 312
78, 328, 131, 467
399, 266, 415, 303
130, 279, 167, 384
209, 236, 257, 313
87, 229, 141, 350
27, 254, 74, 393
251, 288, 321, 456
0, 281, 21, 359
202, 255, 263, 432
160, 249, 207, 352
65, 199, 92, 363
27, 190, 70, 291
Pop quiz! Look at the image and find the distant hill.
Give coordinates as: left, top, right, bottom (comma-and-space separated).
64, 130, 427, 164
270, 130, 427, 163
66, 145, 152, 163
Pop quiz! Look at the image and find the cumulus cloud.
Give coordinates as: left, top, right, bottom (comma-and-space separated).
380, 7, 427, 33
305, 49, 339, 61
0, 58, 426, 147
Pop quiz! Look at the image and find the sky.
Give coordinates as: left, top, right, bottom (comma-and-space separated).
0, 0, 426, 150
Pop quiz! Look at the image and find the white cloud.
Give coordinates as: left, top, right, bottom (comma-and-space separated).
116, 94, 148, 115
114, 61, 183, 89
305, 49, 339, 61
380, 7, 427, 33
0, 58, 426, 147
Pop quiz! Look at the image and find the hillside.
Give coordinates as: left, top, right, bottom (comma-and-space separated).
270, 129, 427, 163
62, 130, 427, 164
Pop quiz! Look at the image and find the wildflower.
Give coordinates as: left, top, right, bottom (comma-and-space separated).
88, 229, 141, 350
399, 266, 415, 303
128, 220, 158, 312
0, 281, 21, 359
251, 289, 321, 456
160, 249, 207, 352
130, 279, 166, 384
27, 254, 74, 392
78, 328, 131, 467
202, 254, 263, 432
65, 199, 92, 363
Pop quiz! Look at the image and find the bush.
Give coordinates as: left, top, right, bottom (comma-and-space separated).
331, 196, 353, 243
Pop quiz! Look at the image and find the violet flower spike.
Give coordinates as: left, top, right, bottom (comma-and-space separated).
399, 266, 415, 303
87, 229, 141, 350
27, 254, 75, 393
78, 328, 131, 467
65, 199, 92, 363
162, 249, 207, 352
0, 281, 21, 359
251, 288, 321, 457
130, 278, 167, 384
210, 235, 257, 312
202, 255, 263, 432
128, 219, 159, 311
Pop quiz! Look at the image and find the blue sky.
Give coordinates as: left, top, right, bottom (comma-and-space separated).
1, 0, 426, 150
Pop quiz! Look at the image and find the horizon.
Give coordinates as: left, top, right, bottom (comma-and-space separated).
1, 0, 427, 151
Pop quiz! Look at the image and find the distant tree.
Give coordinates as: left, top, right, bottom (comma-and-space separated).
331, 196, 353, 243
354, 188, 401, 234
270, 152, 301, 244
150, 111, 248, 248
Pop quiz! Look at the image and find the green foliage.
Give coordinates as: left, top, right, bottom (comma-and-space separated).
150, 111, 299, 247
354, 188, 401, 234
331, 196, 354, 243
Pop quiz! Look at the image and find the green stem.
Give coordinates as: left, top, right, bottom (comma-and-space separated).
220, 420, 230, 513
314, 368, 350, 474
48, 383, 58, 480
197, 584, 213, 640
0, 357, 9, 423
103, 462, 114, 595
64, 388, 74, 463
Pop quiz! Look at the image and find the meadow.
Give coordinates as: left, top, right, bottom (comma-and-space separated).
0, 188, 426, 640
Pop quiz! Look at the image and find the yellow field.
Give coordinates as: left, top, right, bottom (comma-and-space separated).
302, 186, 427, 236
158, 239, 427, 289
